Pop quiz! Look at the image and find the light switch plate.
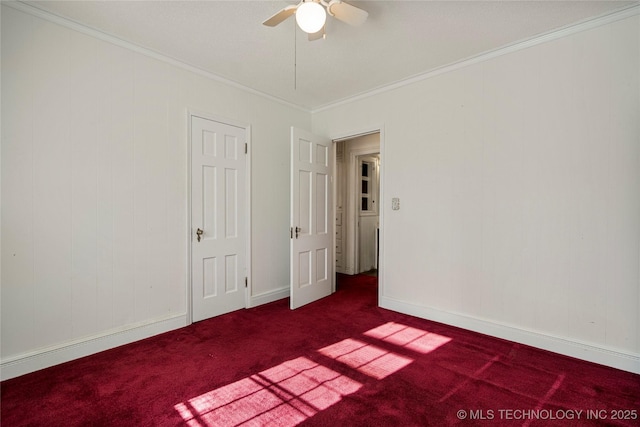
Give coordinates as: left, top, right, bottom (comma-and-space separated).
392, 197, 400, 210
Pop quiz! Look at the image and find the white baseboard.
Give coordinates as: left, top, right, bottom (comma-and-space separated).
380, 296, 640, 375
1, 314, 188, 381
248, 287, 289, 308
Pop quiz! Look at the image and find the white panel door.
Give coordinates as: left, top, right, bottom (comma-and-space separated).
192, 116, 247, 322
290, 127, 333, 309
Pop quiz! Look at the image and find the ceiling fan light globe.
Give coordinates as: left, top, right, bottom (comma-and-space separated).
296, 2, 326, 34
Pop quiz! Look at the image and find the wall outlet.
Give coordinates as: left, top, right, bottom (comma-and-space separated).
392, 197, 400, 210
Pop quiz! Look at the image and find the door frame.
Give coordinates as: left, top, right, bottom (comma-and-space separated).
331, 125, 385, 297
186, 110, 252, 324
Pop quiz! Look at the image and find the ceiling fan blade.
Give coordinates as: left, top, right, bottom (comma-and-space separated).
327, 0, 368, 26
262, 4, 298, 27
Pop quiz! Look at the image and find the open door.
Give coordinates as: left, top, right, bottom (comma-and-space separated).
290, 127, 333, 309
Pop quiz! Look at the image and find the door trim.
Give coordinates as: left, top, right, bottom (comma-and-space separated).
187, 110, 252, 324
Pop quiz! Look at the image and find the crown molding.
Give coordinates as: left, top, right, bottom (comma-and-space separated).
5, 1, 638, 116
311, 3, 640, 114
4, 1, 311, 113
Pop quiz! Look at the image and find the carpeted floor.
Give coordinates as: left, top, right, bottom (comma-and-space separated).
1, 274, 639, 426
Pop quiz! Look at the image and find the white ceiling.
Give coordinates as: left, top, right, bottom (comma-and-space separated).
24, 0, 638, 110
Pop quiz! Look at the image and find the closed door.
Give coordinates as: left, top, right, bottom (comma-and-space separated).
191, 115, 247, 322
290, 127, 333, 309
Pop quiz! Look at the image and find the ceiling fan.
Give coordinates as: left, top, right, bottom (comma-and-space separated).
263, 0, 368, 40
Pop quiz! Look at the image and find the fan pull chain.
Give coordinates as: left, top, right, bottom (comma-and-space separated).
294, 20, 297, 91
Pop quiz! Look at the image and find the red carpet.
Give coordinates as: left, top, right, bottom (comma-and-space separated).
2, 274, 639, 426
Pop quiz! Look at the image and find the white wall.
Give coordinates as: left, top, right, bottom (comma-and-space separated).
313, 14, 640, 373
1, 4, 310, 379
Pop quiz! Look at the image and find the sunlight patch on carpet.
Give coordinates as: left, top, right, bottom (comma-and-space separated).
174, 356, 361, 426
317, 338, 413, 380
363, 322, 452, 354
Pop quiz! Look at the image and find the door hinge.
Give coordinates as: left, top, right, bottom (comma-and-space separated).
245, 143, 248, 154
245, 277, 248, 287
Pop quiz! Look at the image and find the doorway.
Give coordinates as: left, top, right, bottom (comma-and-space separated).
334, 132, 381, 278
